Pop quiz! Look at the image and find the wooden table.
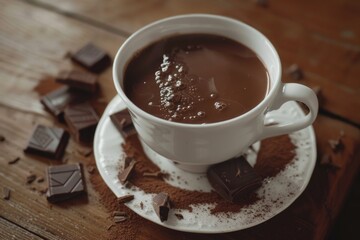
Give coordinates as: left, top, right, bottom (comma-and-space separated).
1, 0, 359, 239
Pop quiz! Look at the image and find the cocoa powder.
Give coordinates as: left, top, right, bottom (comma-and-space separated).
89, 134, 295, 239
121, 134, 295, 214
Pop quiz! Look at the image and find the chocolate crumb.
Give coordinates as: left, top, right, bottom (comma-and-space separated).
39, 188, 48, 195
26, 173, 37, 184
77, 147, 93, 157
117, 194, 134, 204
0, 135, 5, 142
286, 64, 304, 80
3, 187, 11, 200
87, 166, 95, 174
328, 138, 344, 153
37, 177, 45, 183
8, 157, 20, 165
175, 213, 184, 220
112, 211, 127, 216
140, 201, 144, 209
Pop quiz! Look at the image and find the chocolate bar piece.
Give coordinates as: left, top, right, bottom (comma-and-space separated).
64, 102, 99, 143
152, 192, 171, 222
46, 163, 86, 203
56, 70, 98, 93
24, 125, 69, 160
207, 156, 262, 203
71, 43, 111, 73
41, 86, 89, 121
119, 159, 136, 184
110, 109, 136, 138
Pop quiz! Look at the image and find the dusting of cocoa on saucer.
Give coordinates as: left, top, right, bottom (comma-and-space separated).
88, 162, 146, 240
121, 134, 295, 214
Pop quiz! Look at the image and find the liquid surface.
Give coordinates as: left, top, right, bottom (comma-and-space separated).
124, 34, 269, 124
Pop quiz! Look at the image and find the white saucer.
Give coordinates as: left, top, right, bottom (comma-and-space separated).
94, 95, 316, 233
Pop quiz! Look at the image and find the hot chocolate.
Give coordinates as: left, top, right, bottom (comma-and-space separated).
124, 34, 269, 124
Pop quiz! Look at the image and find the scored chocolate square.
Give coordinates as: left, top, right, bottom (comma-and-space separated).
64, 102, 99, 143
46, 163, 86, 203
40, 86, 90, 122
71, 43, 111, 73
24, 125, 69, 160
56, 70, 98, 93
110, 109, 137, 138
207, 156, 262, 203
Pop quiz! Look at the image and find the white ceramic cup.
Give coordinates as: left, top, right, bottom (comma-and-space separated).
113, 14, 318, 173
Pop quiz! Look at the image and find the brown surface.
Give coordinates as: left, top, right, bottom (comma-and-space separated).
1, 0, 360, 239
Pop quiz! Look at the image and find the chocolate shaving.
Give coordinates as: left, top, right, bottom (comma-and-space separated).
0, 135, 5, 142
143, 171, 163, 178
107, 224, 115, 231
124, 156, 135, 169
8, 157, 20, 165
119, 160, 136, 184
37, 176, 45, 183
117, 194, 134, 204
26, 173, 37, 184
140, 202, 144, 210
77, 147, 93, 157
114, 215, 128, 223
3, 187, 11, 200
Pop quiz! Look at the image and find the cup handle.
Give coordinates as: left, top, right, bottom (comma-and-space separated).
259, 83, 318, 140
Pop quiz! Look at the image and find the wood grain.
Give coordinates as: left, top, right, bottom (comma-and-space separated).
1, 0, 360, 239
0, 217, 44, 240
29, 0, 360, 125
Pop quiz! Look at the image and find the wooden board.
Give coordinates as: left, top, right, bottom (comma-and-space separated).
30, 0, 360, 125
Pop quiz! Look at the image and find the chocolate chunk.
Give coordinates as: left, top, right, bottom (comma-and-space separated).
71, 43, 111, 73
119, 159, 136, 184
24, 125, 69, 160
64, 102, 99, 143
117, 194, 134, 204
56, 70, 98, 93
207, 156, 262, 203
46, 163, 86, 203
152, 192, 171, 222
286, 64, 304, 80
110, 110, 137, 138
3, 187, 11, 200
41, 86, 90, 122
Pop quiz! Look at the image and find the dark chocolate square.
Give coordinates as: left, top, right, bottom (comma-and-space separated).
46, 163, 86, 203
71, 43, 111, 73
40, 86, 89, 122
207, 156, 262, 203
56, 70, 98, 93
24, 125, 69, 160
64, 102, 99, 143
110, 109, 137, 138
